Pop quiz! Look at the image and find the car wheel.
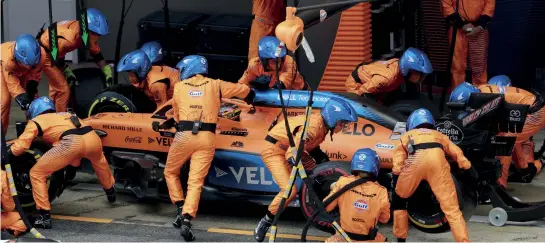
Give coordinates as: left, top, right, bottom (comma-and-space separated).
407, 173, 476, 234
9, 140, 64, 211
389, 96, 442, 119
86, 84, 157, 118
71, 68, 107, 118
298, 161, 351, 234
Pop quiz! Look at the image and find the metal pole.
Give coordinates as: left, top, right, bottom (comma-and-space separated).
163, 0, 171, 63
439, 0, 460, 113
296, 0, 369, 11
113, 0, 126, 85
48, 0, 53, 24
1, 0, 5, 43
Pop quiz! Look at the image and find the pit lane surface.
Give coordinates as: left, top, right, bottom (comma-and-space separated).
5, 71, 545, 242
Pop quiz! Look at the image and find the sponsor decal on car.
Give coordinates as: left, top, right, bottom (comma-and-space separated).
375, 143, 395, 150
148, 137, 155, 144
219, 127, 248, 137
102, 125, 142, 132
229, 166, 274, 185
353, 200, 369, 211
125, 136, 142, 144
231, 141, 244, 148
324, 150, 348, 160
509, 109, 522, 122
435, 121, 464, 144
462, 95, 502, 127
91, 113, 107, 119
379, 157, 393, 164
155, 137, 172, 147
343, 123, 375, 136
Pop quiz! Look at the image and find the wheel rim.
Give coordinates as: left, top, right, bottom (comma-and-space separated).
13, 152, 51, 208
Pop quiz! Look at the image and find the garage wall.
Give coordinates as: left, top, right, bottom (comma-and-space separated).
84, 0, 252, 61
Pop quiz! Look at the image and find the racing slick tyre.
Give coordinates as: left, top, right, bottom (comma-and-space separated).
8, 140, 64, 211
86, 84, 157, 118
389, 97, 441, 119
71, 68, 108, 118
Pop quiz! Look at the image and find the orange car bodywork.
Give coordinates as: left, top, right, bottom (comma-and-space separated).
86, 98, 399, 170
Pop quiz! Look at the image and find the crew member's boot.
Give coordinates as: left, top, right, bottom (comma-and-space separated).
508, 163, 538, 183
1, 230, 17, 239
34, 210, 52, 229
104, 186, 116, 203
173, 201, 184, 228
254, 212, 273, 242
180, 214, 195, 242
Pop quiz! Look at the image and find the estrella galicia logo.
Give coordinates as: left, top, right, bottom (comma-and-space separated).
435, 121, 464, 144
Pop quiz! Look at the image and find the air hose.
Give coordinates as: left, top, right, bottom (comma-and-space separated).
301, 177, 368, 242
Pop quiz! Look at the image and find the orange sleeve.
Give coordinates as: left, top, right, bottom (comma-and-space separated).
1, 64, 26, 98
324, 178, 343, 212
238, 60, 260, 86
345, 74, 362, 95
441, 133, 471, 170
218, 80, 251, 99
441, 0, 456, 17
378, 187, 391, 223
150, 83, 168, 107
285, 124, 323, 161
392, 135, 408, 175
10, 121, 39, 156
172, 84, 180, 123
357, 75, 389, 95
88, 34, 101, 56
1, 171, 15, 211
483, 0, 496, 17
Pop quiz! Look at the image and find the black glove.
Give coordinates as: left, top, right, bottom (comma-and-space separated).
308, 146, 330, 164
152, 121, 160, 132
244, 89, 256, 105
252, 75, 272, 90
15, 93, 32, 110
25, 80, 39, 99
272, 81, 286, 90
475, 15, 492, 29
446, 13, 465, 29
462, 166, 479, 186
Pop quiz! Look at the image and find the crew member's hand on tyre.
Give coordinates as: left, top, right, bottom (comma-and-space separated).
102, 65, 114, 87
64, 66, 80, 87
152, 121, 160, 132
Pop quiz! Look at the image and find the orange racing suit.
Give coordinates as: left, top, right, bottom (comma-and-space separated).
345, 59, 404, 97
1, 170, 27, 236
478, 84, 545, 187
392, 128, 471, 242
1, 42, 47, 135
248, 0, 286, 60
163, 74, 250, 218
9, 112, 115, 211
324, 175, 390, 242
442, 0, 495, 87
238, 56, 305, 90
38, 20, 104, 112
263, 113, 328, 215
129, 65, 179, 107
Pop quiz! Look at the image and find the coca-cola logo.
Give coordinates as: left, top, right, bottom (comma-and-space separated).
435, 121, 464, 144
125, 136, 142, 144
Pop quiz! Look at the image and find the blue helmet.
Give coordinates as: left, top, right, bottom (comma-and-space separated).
399, 47, 433, 77
140, 41, 163, 64
258, 36, 287, 59
27, 96, 56, 119
407, 108, 435, 130
86, 8, 109, 36
488, 75, 512, 87
14, 34, 41, 67
321, 97, 358, 129
117, 49, 152, 80
449, 82, 480, 104
351, 148, 380, 178
176, 55, 208, 80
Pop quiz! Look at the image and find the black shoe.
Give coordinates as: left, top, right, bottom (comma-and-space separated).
254, 216, 272, 242
397, 238, 406, 242
180, 218, 196, 242
173, 206, 183, 228
34, 212, 52, 229
104, 187, 116, 203
1, 230, 17, 239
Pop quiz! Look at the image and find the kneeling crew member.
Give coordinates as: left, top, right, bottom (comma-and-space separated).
1, 34, 46, 136
1, 170, 27, 237
117, 49, 179, 107
7, 97, 116, 229
324, 148, 390, 242
239, 36, 305, 90
253, 97, 359, 242
392, 108, 473, 242
157, 55, 255, 241
345, 47, 433, 102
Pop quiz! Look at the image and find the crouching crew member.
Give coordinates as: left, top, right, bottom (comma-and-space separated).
156, 55, 255, 241
1, 34, 47, 136
392, 108, 474, 242
253, 97, 359, 242
1, 170, 27, 237
324, 148, 390, 242
37, 8, 112, 112
117, 49, 179, 107
345, 47, 433, 103
7, 97, 116, 229
239, 36, 305, 90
